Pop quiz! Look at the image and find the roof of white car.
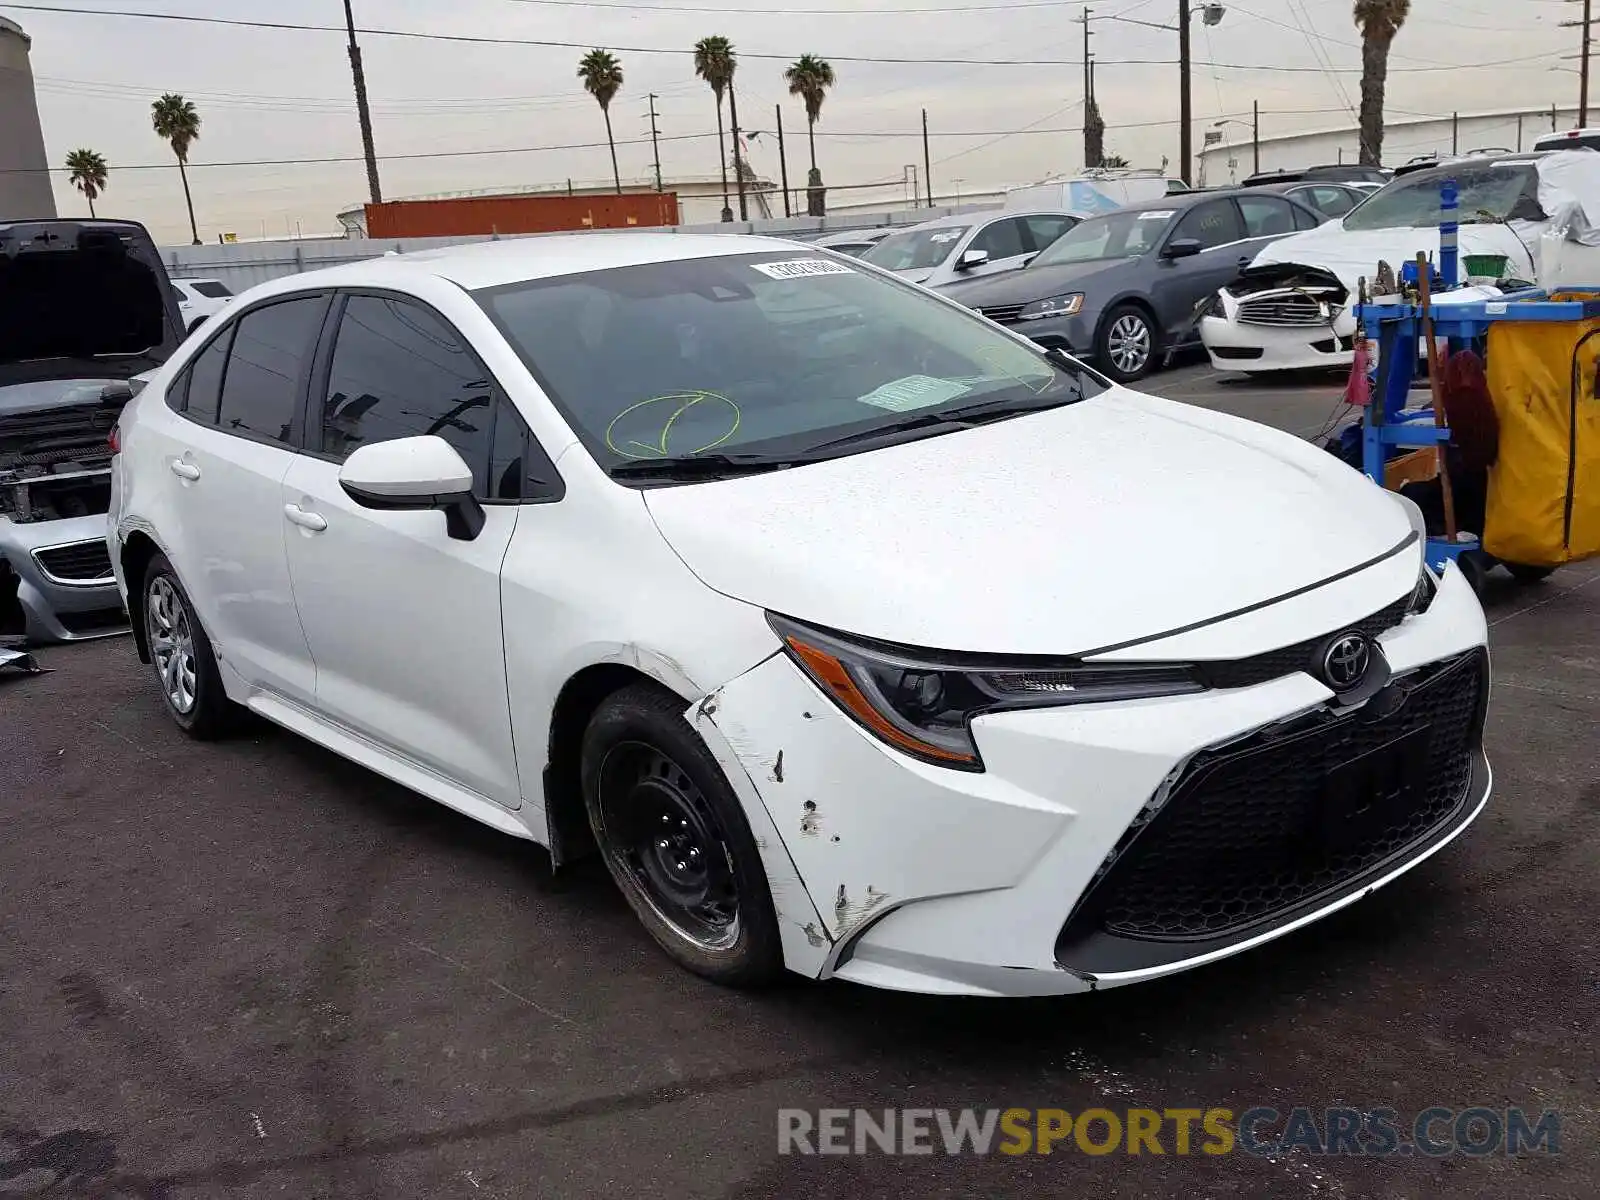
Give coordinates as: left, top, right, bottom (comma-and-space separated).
273, 231, 812, 293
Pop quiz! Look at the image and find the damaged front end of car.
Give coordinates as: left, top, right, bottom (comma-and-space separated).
1197, 263, 1356, 371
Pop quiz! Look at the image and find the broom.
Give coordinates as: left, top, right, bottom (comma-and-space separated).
1415, 252, 1459, 542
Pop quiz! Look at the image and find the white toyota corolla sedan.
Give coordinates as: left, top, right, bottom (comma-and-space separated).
109, 233, 1491, 996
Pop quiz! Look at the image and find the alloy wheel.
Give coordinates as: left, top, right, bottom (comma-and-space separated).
1107, 313, 1152, 376
596, 741, 741, 952
146, 576, 197, 715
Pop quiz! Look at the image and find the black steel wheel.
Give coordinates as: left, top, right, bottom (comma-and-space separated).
581, 682, 783, 985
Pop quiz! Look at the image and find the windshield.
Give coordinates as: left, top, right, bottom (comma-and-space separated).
476, 252, 1106, 477
1030, 209, 1173, 266
861, 226, 968, 271
1343, 162, 1545, 230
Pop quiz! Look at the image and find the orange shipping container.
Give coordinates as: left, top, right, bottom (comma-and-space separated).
364, 192, 680, 239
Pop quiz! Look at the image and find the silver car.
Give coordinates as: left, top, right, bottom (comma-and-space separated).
859, 210, 1081, 289
1, 218, 182, 644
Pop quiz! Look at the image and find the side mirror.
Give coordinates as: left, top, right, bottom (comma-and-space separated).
957, 248, 991, 270
339, 435, 485, 541
1163, 238, 1204, 260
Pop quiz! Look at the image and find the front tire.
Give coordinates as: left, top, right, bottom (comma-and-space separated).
1505, 562, 1556, 584
142, 553, 235, 738
581, 682, 783, 987
1096, 303, 1157, 383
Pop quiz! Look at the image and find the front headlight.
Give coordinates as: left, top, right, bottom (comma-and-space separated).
769, 614, 1203, 770
1018, 293, 1084, 321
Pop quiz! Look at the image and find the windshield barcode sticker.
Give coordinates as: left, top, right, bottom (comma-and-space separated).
751, 258, 856, 279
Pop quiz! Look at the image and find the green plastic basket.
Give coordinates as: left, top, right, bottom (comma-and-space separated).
1462, 253, 1510, 280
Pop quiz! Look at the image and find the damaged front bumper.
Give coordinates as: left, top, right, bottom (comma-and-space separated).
689, 563, 1490, 996
1200, 263, 1356, 374
0, 512, 128, 643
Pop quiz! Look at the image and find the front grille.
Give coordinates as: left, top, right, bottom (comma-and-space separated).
978, 303, 1026, 324
1064, 650, 1486, 944
33, 540, 114, 584
1236, 293, 1334, 328
1195, 591, 1412, 690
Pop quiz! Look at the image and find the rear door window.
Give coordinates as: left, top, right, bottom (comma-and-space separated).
1237, 196, 1299, 238
1022, 214, 1078, 252
215, 296, 326, 444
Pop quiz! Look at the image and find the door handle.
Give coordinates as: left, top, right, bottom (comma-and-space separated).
170, 460, 201, 481
283, 503, 328, 532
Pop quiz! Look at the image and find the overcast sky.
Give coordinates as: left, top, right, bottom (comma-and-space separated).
7, 0, 1582, 243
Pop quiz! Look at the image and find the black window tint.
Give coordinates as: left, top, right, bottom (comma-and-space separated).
1171, 200, 1245, 250
183, 326, 232, 423
970, 217, 1027, 260
1237, 196, 1297, 238
217, 297, 324, 443
322, 295, 493, 494
1023, 215, 1077, 251
191, 281, 233, 298
1291, 200, 1322, 230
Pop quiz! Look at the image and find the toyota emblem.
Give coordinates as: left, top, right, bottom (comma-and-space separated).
1321, 633, 1371, 690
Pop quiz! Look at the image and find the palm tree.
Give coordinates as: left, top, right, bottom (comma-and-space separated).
1354, 0, 1410, 167
65, 149, 109, 218
577, 49, 625, 194
784, 55, 835, 216
694, 36, 736, 221
151, 93, 203, 245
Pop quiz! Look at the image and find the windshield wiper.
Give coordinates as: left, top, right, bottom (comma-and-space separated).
608, 453, 799, 481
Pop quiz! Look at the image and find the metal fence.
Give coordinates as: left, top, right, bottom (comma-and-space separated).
159, 204, 997, 292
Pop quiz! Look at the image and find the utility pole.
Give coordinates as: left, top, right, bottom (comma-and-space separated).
1252, 99, 1260, 174
1566, 0, 1594, 125
729, 85, 749, 222
1452, 111, 1459, 154
774, 104, 793, 217
646, 93, 663, 191
1179, 0, 1193, 185
1081, 8, 1094, 168
343, 0, 382, 204
1586, 0, 1594, 126
922, 109, 934, 208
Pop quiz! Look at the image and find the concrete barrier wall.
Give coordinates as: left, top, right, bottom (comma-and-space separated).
159, 205, 999, 291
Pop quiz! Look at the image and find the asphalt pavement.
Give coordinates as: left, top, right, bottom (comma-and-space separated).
2, 363, 1596, 1198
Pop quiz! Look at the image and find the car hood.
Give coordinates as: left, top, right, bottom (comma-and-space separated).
643, 390, 1412, 656
1249, 219, 1543, 287
0, 219, 184, 388
939, 259, 1137, 306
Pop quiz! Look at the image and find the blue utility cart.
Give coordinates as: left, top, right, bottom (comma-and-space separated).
1356, 286, 1600, 582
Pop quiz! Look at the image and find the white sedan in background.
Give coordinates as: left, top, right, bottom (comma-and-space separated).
1201, 153, 1569, 374
170, 277, 235, 334
860, 209, 1082, 289
110, 233, 1490, 996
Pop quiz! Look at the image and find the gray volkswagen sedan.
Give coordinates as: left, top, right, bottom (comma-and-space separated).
940, 189, 1322, 382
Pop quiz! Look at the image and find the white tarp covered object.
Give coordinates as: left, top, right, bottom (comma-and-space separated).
1536, 149, 1600, 246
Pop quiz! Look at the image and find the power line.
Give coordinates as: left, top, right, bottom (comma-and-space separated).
0, 4, 1564, 72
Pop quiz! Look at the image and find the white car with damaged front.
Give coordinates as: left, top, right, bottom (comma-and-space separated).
110, 233, 1491, 997
1199, 152, 1594, 374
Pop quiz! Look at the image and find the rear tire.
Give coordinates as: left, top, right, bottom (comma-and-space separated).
1096, 303, 1157, 383
581, 682, 784, 987
141, 553, 235, 739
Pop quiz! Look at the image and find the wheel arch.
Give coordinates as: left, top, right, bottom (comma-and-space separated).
119, 530, 164, 663
542, 657, 697, 868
